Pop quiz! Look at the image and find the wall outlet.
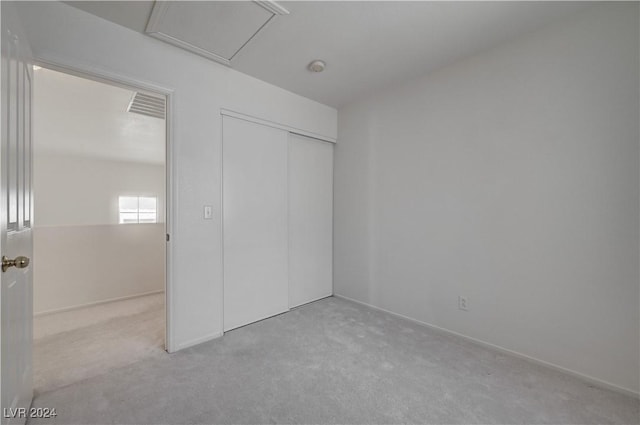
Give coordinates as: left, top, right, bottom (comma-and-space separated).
458, 296, 468, 311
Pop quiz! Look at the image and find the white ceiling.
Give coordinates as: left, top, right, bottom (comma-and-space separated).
34, 67, 166, 164
66, 1, 591, 108
146, 1, 275, 63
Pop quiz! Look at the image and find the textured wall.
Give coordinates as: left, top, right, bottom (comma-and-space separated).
335, 4, 639, 394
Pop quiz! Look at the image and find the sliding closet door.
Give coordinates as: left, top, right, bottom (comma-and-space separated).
223, 116, 289, 331
288, 134, 334, 308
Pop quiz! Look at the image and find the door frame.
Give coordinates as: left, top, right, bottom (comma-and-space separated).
31, 57, 177, 353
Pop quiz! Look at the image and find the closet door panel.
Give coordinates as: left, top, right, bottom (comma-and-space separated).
223, 116, 289, 331
289, 134, 334, 308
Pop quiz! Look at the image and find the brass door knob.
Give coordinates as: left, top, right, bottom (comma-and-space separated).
2, 256, 30, 272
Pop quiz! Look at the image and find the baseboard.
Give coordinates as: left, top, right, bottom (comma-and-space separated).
290, 293, 333, 309
333, 294, 640, 399
34, 290, 165, 317
174, 332, 223, 352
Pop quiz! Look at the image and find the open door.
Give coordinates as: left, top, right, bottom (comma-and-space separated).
1, 4, 34, 424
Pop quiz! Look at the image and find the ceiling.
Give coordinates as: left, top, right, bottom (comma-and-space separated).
34, 67, 166, 164
65, 1, 591, 108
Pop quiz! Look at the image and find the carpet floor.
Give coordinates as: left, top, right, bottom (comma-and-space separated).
34, 293, 165, 394
29, 296, 638, 424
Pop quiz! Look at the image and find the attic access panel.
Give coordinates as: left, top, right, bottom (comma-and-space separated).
146, 1, 288, 66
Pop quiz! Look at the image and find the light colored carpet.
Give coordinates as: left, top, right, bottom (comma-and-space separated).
33, 293, 165, 394
29, 296, 638, 424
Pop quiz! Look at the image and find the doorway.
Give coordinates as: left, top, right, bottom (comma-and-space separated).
31, 66, 169, 394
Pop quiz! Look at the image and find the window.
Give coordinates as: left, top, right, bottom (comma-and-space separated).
119, 196, 157, 224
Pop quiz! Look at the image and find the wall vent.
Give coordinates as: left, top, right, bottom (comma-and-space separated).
127, 92, 165, 120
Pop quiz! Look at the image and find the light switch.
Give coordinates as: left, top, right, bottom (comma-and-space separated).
204, 205, 213, 220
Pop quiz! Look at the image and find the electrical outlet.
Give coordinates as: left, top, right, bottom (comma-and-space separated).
458, 296, 468, 311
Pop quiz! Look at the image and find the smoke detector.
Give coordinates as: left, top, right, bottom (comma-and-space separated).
308, 60, 326, 73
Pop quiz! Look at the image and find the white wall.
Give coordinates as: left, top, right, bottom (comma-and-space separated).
33, 155, 166, 314
335, 3, 639, 395
34, 223, 165, 314
13, 1, 337, 350
34, 155, 165, 227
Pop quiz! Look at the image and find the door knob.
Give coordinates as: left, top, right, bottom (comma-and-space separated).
2, 256, 30, 272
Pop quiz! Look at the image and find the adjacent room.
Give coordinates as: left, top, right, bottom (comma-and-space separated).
31, 68, 167, 394
0, 1, 638, 424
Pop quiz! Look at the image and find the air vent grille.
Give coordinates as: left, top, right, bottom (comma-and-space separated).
127, 92, 165, 119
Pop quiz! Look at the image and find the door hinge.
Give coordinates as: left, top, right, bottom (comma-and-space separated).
166, 234, 170, 242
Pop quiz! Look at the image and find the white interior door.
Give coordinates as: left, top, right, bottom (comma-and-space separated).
223, 116, 289, 331
1, 5, 34, 424
288, 134, 333, 308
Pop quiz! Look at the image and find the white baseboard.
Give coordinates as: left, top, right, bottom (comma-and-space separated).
333, 294, 640, 399
34, 290, 165, 317
174, 332, 223, 352
290, 293, 333, 309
